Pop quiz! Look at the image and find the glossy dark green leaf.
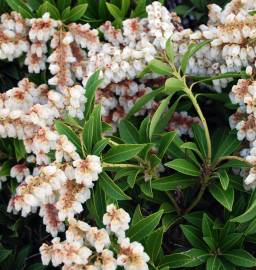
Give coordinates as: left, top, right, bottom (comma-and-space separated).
119, 120, 139, 144
104, 144, 145, 163
13, 139, 26, 161
181, 40, 211, 73
223, 249, 256, 267
152, 173, 196, 191
127, 210, 164, 241
158, 132, 176, 159
165, 158, 200, 176
99, 172, 131, 200
65, 4, 88, 22
180, 225, 207, 250
55, 120, 82, 156
213, 131, 241, 164
5, 0, 33, 18
37, 1, 60, 19
145, 227, 164, 262
192, 124, 208, 159
125, 88, 162, 119
206, 256, 223, 270
160, 248, 208, 268
149, 95, 172, 140
209, 183, 234, 211
217, 170, 230, 190
221, 233, 243, 251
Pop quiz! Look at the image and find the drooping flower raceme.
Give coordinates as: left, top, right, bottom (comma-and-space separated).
40, 205, 150, 270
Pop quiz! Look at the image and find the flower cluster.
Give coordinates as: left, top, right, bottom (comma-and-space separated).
97, 80, 155, 131
166, 111, 202, 137
8, 154, 102, 236
40, 205, 149, 270
0, 12, 28, 61
0, 78, 87, 164
229, 77, 256, 188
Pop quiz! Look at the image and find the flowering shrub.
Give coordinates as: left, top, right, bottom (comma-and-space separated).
2, 0, 256, 269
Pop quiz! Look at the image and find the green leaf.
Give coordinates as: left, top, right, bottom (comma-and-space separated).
213, 131, 240, 164
180, 142, 203, 160
145, 227, 164, 262
209, 183, 234, 211
217, 170, 229, 190
84, 70, 102, 120
127, 210, 164, 241
181, 40, 211, 73
83, 106, 102, 153
127, 169, 140, 188
13, 139, 26, 161
221, 233, 243, 251
106, 2, 122, 26
218, 159, 251, 169
160, 249, 208, 268
223, 249, 256, 267
152, 173, 196, 191
184, 211, 203, 227
0, 161, 11, 177
165, 158, 200, 176
164, 78, 184, 94
131, 0, 146, 17
57, 0, 71, 12
83, 116, 94, 153
0, 246, 12, 262
5, 0, 33, 18
119, 120, 139, 144
65, 4, 88, 22
148, 59, 172, 76
99, 172, 131, 200
104, 144, 145, 163
121, 0, 130, 17
202, 213, 214, 239
206, 256, 223, 270
155, 97, 181, 133
140, 180, 153, 198
125, 87, 162, 119
37, 1, 60, 19
139, 117, 150, 143
92, 138, 109, 156
245, 218, 256, 235
180, 225, 207, 250
158, 132, 176, 159
86, 182, 106, 227
149, 95, 172, 139
165, 38, 175, 62
231, 196, 256, 223
16, 245, 31, 270
192, 124, 208, 159
55, 120, 82, 156
131, 205, 143, 226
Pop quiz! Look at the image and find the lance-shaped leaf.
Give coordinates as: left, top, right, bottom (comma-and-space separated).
127, 210, 164, 241
103, 144, 145, 163
165, 158, 201, 176
99, 172, 131, 201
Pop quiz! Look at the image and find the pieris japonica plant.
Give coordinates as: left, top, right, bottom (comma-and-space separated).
2, 0, 256, 269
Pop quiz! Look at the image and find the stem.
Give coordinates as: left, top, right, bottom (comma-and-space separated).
216, 155, 251, 166
185, 183, 207, 214
186, 86, 212, 163
102, 162, 142, 169
166, 191, 181, 215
